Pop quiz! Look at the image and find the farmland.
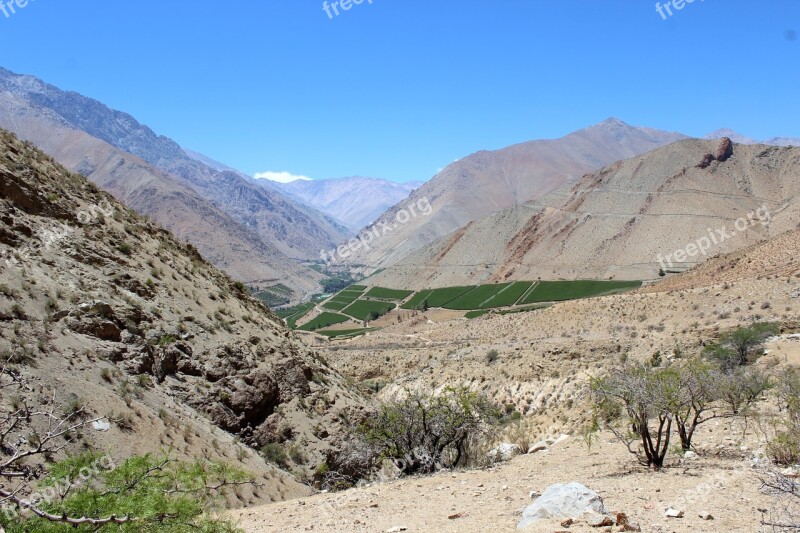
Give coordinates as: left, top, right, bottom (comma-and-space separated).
291, 279, 641, 333
297, 312, 351, 331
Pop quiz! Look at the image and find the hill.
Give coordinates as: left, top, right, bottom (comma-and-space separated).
342, 118, 687, 269
0, 129, 366, 509
367, 138, 800, 289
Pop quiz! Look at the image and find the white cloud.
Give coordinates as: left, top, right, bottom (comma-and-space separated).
253, 171, 313, 184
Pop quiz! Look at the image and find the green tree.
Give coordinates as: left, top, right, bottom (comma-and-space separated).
703, 322, 779, 372
359, 387, 498, 475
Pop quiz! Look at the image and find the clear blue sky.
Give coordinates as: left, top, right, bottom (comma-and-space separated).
0, 1, 798, 183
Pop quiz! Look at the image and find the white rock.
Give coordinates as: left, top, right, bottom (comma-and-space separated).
386, 527, 408, 532
487, 443, 521, 462
665, 508, 684, 518
553, 434, 570, 445
683, 450, 698, 460
527, 441, 549, 454
92, 419, 111, 432
699, 511, 714, 520
517, 482, 608, 529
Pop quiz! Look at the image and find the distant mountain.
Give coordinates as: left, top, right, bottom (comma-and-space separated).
0, 68, 349, 262
368, 138, 800, 289
345, 118, 689, 269
269, 176, 421, 231
705, 129, 800, 147
0, 67, 352, 301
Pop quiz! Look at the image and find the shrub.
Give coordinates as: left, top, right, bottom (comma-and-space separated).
702, 322, 780, 372
358, 387, 498, 475
261, 443, 289, 469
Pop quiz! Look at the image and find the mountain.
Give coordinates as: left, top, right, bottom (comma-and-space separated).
0, 67, 350, 301
342, 118, 688, 269
269, 176, 421, 231
366, 138, 800, 289
705, 128, 800, 147
0, 129, 365, 506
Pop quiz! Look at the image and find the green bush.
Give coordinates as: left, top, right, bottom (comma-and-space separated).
3, 453, 248, 532
359, 387, 498, 475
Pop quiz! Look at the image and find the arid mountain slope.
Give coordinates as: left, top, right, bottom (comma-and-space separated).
368, 138, 800, 289
706, 128, 800, 147
272, 176, 420, 231
344, 118, 687, 269
0, 130, 366, 508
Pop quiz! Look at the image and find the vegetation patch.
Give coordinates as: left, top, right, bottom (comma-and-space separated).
401, 286, 476, 310
342, 300, 396, 321
297, 312, 351, 331
444, 283, 513, 310
364, 286, 413, 301
318, 328, 377, 338
477, 281, 533, 308
520, 280, 642, 304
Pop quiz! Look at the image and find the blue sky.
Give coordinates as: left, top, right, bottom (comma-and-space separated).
0, 1, 798, 183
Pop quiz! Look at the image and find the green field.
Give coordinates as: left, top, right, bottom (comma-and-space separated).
277, 302, 316, 329
346, 285, 367, 291
477, 281, 533, 308
317, 328, 376, 338
519, 280, 642, 304
297, 312, 351, 331
321, 287, 365, 311
401, 286, 476, 310
342, 300, 397, 321
364, 286, 414, 301
444, 283, 514, 310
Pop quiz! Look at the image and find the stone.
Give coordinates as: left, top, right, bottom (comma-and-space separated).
583, 510, 614, 527
528, 440, 549, 454
664, 508, 684, 518
488, 442, 522, 462
386, 527, 407, 532
683, 450, 698, 460
92, 419, 111, 431
698, 511, 714, 520
517, 482, 608, 529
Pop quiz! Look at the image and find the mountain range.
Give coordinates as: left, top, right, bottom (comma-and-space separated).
341, 118, 688, 269
366, 137, 800, 289
0, 67, 349, 302
268, 176, 423, 232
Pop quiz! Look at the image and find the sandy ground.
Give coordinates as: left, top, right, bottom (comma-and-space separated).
229, 420, 776, 533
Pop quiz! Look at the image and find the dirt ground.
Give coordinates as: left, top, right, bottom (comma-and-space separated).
230, 419, 777, 532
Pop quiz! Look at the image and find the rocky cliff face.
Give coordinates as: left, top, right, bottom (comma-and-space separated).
0, 129, 367, 507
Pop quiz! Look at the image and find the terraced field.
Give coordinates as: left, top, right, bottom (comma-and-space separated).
400, 286, 476, 310
297, 312, 351, 331
519, 280, 642, 304
342, 300, 397, 321
364, 287, 413, 300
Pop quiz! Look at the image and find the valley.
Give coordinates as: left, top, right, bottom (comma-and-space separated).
2, 4, 800, 531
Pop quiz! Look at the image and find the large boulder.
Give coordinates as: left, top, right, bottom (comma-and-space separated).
517, 482, 608, 529
487, 442, 522, 462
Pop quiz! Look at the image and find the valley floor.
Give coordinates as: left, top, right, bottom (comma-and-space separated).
229, 423, 774, 532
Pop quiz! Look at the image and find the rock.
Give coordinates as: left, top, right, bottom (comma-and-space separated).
92, 419, 111, 431
616, 512, 641, 532
517, 482, 608, 529
698, 511, 714, 520
664, 508, 684, 518
683, 450, 698, 460
528, 440, 549, 454
488, 442, 522, 462
386, 527, 407, 532
583, 510, 614, 527
560, 518, 575, 527
782, 466, 800, 478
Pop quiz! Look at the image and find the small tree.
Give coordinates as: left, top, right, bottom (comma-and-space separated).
673, 359, 719, 451
703, 322, 779, 371
590, 365, 681, 470
359, 387, 498, 475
